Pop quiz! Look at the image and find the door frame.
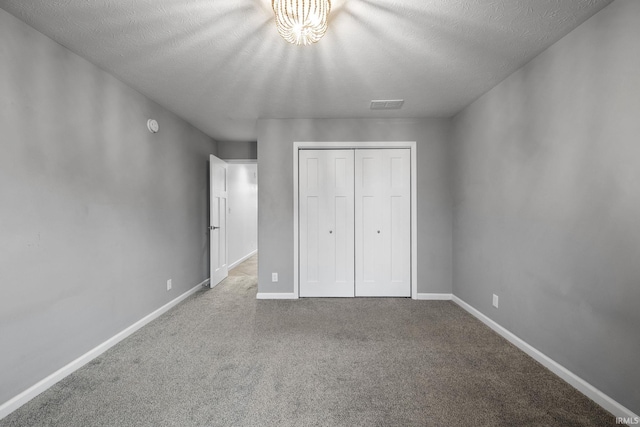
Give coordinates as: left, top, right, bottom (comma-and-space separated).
293, 141, 418, 299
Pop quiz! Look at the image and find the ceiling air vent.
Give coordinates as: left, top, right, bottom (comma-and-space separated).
370, 99, 404, 110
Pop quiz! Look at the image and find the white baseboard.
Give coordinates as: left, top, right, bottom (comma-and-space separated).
451, 295, 638, 421
415, 293, 453, 300
256, 292, 298, 300
228, 249, 257, 270
0, 278, 209, 420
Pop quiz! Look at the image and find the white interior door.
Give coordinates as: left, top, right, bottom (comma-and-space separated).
299, 150, 355, 297
355, 149, 411, 296
210, 154, 228, 288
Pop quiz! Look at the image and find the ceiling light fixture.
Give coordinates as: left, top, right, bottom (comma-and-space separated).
272, 0, 331, 46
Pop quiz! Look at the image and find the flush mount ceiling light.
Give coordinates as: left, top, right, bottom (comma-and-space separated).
272, 0, 331, 46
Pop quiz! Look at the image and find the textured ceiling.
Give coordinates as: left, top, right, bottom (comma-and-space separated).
0, 0, 612, 141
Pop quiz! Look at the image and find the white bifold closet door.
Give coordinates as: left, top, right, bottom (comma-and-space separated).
299, 148, 410, 297
355, 149, 410, 297
299, 150, 355, 297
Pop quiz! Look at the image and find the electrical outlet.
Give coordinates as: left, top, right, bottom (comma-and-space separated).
492, 294, 499, 308
167, 279, 172, 291
271, 273, 278, 282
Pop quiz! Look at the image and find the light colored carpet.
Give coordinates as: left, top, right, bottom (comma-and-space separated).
228, 254, 257, 278
0, 256, 617, 426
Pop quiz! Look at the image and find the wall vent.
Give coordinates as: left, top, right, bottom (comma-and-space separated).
370, 99, 404, 110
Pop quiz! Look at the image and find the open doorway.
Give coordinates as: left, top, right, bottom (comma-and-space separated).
226, 162, 258, 269
215, 140, 258, 273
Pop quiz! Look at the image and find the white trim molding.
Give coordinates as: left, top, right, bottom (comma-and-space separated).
256, 292, 298, 300
293, 141, 418, 299
228, 249, 257, 270
452, 295, 639, 421
0, 278, 209, 420
415, 293, 453, 300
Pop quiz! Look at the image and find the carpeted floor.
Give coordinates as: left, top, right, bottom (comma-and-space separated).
1, 255, 619, 426
228, 255, 257, 278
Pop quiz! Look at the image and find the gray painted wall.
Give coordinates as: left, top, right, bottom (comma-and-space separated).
451, 0, 640, 414
256, 118, 452, 295
217, 141, 257, 161
0, 9, 216, 405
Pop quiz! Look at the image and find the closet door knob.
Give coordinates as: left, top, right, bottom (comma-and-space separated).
329, 230, 333, 234
377, 230, 381, 234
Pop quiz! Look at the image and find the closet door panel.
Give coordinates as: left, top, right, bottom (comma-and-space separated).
361, 195, 377, 283
355, 149, 411, 297
305, 195, 320, 283
299, 150, 355, 297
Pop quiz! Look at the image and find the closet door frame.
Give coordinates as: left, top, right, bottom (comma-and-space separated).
293, 141, 417, 299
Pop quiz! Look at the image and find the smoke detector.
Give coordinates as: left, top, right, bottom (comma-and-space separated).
370, 99, 404, 110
